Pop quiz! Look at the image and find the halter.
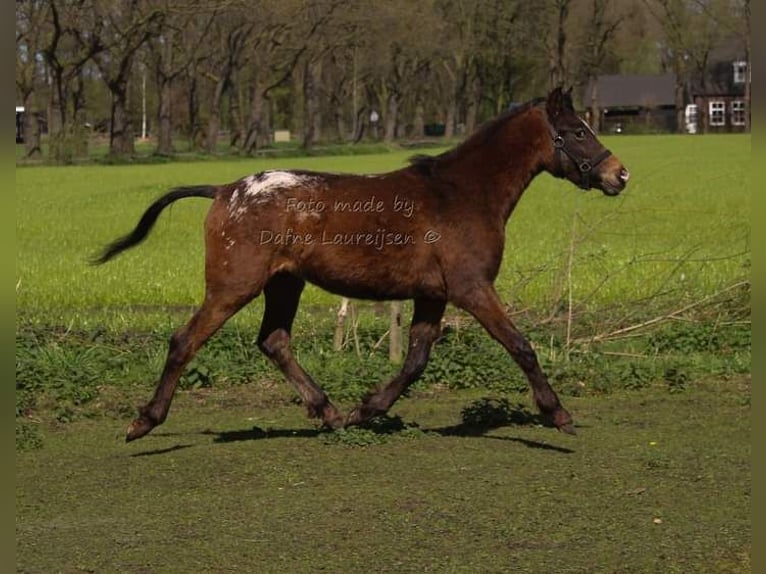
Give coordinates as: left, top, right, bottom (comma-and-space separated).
549, 118, 612, 190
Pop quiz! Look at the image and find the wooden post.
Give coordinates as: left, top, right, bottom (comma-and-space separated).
389, 301, 403, 364
333, 297, 350, 351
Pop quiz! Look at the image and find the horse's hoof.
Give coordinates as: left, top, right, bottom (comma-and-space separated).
125, 417, 155, 442
550, 408, 576, 436
322, 412, 345, 430
345, 406, 374, 428
344, 409, 362, 428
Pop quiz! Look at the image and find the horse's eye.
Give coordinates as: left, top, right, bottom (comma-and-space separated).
574, 129, 586, 141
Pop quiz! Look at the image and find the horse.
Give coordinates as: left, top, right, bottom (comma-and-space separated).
94, 87, 629, 442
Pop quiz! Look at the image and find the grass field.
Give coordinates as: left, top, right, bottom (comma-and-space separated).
16, 134, 750, 331
16, 134, 750, 572
16, 381, 750, 573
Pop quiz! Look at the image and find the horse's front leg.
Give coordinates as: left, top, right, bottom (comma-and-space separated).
346, 298, 446, 426
452, 285, 575, 434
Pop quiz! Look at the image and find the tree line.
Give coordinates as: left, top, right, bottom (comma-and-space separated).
16, 0, 749, 161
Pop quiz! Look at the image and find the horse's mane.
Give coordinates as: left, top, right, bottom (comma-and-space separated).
409, 97, 545, 179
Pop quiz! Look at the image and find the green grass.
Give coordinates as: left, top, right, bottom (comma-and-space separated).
16, 134, 750, 332
16, 380, 750, 573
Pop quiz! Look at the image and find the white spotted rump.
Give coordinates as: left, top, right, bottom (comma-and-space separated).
244, 170, 319, 197
228, 170, 321, 220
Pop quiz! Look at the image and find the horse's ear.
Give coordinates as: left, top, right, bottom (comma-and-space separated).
546, 86, 566, 119
564, 86, 575, 111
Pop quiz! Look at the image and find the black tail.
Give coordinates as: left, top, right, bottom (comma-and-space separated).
92, 185, 217, 265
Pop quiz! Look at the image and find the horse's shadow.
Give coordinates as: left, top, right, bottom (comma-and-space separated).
428, 398, 575, 453
204, 427, 323, 442
199, 398, 575, 454
130, 443, 194, 457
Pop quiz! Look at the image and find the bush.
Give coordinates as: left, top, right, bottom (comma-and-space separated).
14, 314, 750, 449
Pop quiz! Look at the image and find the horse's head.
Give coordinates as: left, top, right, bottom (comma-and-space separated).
544, 87, 629, 196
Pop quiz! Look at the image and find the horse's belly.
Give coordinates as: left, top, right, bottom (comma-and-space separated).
297, 250, 446, 301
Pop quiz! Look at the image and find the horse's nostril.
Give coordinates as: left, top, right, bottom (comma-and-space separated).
619, 168, 630, 183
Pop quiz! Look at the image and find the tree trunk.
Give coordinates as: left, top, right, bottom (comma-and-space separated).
47, 67, 69, 161
187, 76, 204, 151
206, 78, 226, 153
412, 103, 424, 139
109, 83, 135, 156
228, 69, 245, 149
674, 84, 684, 134
444, 102, 455, 138
243, 79, 264, 155
352, 105, 367, 143
335, 103, 346, 142
260, 96, 272, 148
464, 76, 479, 136
71, 72, 88, 157
21, 90, 42, 158
551, 0, 570, 87
589, 77, 600, 133
384, 92, 399, 142
156, 76, 174, 155
673, 55, 685, 134
23, 114, 42, 159
302, 59, 321, 150
206, 111, 220, 153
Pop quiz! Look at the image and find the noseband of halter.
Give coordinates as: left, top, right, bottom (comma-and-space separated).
546, 115, 612, 190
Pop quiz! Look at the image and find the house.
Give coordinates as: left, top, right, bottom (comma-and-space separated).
686, 38, 749, 133
583, 73, 677, 134
584, 36, 749, 135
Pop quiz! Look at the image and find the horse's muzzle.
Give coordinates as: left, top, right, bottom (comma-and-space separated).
599, 162, 629, 196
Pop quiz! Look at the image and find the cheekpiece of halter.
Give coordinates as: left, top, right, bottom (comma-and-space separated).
549, 127, 612, 190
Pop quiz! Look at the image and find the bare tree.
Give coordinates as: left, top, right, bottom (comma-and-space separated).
549, 0, 573, 88
41, 1, 104, 161
90, 0, 164, 157
294, 0, 346, 150
436, 0, 477, 137
642, 0, 694, 133
17, 0, 746, 156
16, 1, 47, 158
196, 14, 252, 154
148, 2, 216, 155
240, 25, 290, 154
579, 0, 624, 132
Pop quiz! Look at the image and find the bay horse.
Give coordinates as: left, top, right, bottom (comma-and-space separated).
95, 87, 629, 442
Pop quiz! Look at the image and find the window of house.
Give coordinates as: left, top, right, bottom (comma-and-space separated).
733, 61, 747, 84
709, 101, 726, 126
731, 100, 746, 126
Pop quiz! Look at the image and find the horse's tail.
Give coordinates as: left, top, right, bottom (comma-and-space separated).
92, 185, 217, 265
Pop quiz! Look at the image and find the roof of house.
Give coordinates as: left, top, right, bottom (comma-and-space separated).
584, 73, 676, 108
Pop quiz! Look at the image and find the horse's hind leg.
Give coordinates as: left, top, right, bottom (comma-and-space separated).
126, 286, 258, 442
453, 285, 575, 434
257, 273, 344, 429
346, 298, 446, 426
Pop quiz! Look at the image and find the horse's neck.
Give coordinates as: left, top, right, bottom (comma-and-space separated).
453, 110, 548, 221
